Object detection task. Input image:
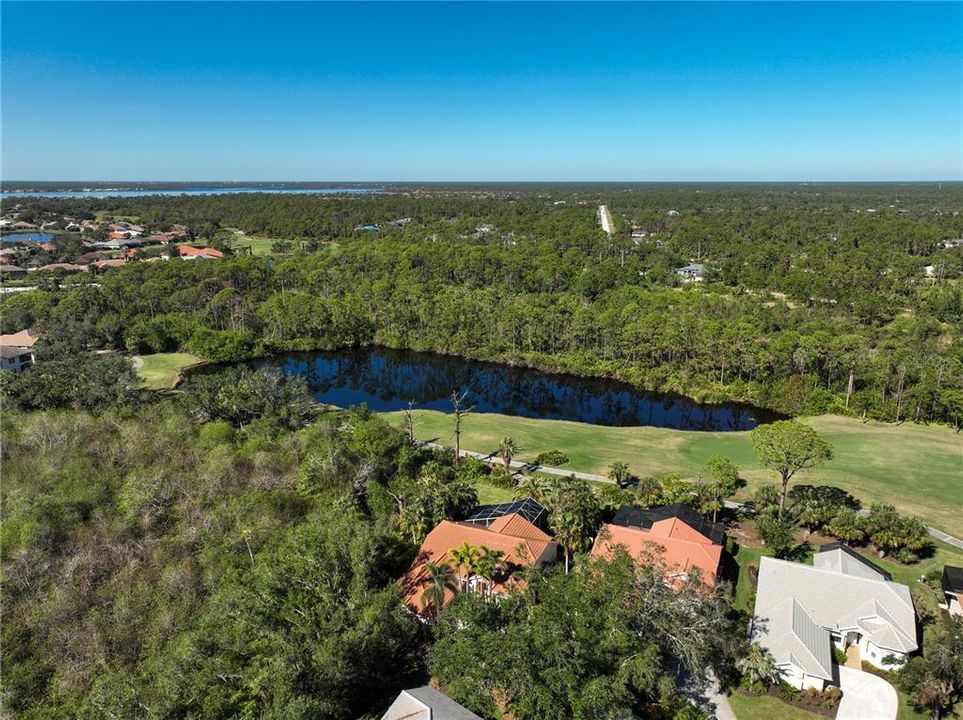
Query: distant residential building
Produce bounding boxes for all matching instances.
[676,263,705,282]
[74,251,108,266]
[176,245,224,260]
[924,265,936,277]
[0,345,34,373]
[382,686,482,720]
[389,217,413,227]
[0,329,38,374]
[666,210,679,216]
[37,263,85,273]
[940,238,963,249]
[0,264,28,279]
[11,221,36,230]
[943,565,963,617]
[92,258,128,270]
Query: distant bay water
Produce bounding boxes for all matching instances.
[0,186,382,199]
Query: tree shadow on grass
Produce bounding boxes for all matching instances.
[782,541,813,563]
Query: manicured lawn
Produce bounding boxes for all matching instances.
[732,545,769,614]
[474,478,516,505]
[727,692,821,719]
[136,353,204,389]
[384,410,963,537]
[231,235,280,256]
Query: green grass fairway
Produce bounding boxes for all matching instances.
[385,410,963,537]
[232,236,279,256]
[136,353,204,389]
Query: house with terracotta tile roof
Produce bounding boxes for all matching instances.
[92,258,128,270]
[400,513,558,615]
[37,262,85,273]
[176,245,224,260]
[591,515,723,587]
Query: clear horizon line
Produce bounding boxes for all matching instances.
[3,179,961,184]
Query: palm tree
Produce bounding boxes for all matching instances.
[607,461,630,486]
[552,511,582,574]
[514,475,549,504]
[498,436,519,475]
[420,560,457,619]
[449,541,479,591]
[474,546,506,600]
[737,642,781,689]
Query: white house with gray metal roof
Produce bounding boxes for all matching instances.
[381,686,482,720]
[751,548,917,690]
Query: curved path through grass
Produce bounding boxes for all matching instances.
[385,411,963,538]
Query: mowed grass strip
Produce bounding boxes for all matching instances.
[384,411,963,537]
[726,691,822,720]
[136,353,204,389]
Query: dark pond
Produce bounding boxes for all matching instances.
[254,347,778,431]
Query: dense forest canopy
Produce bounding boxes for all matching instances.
[2,184,962,424]
[3,184,963,719]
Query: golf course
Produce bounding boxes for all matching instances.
[385,410,963,538]
[135,352,203,389]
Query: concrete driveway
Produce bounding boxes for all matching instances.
[837,666,898,720]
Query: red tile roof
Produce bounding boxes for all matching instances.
[400,513,557,614]
[591,517,722,586]
[176,245,223,258]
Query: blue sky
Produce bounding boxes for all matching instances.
[2,1,960,181]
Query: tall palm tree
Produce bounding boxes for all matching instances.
[551,511,585,574]
[420,560,457,619]
[475,546,506,600]
[449,541,479,591]
[498,436,519,475]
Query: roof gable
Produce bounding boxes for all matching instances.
[815,542,891,581]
